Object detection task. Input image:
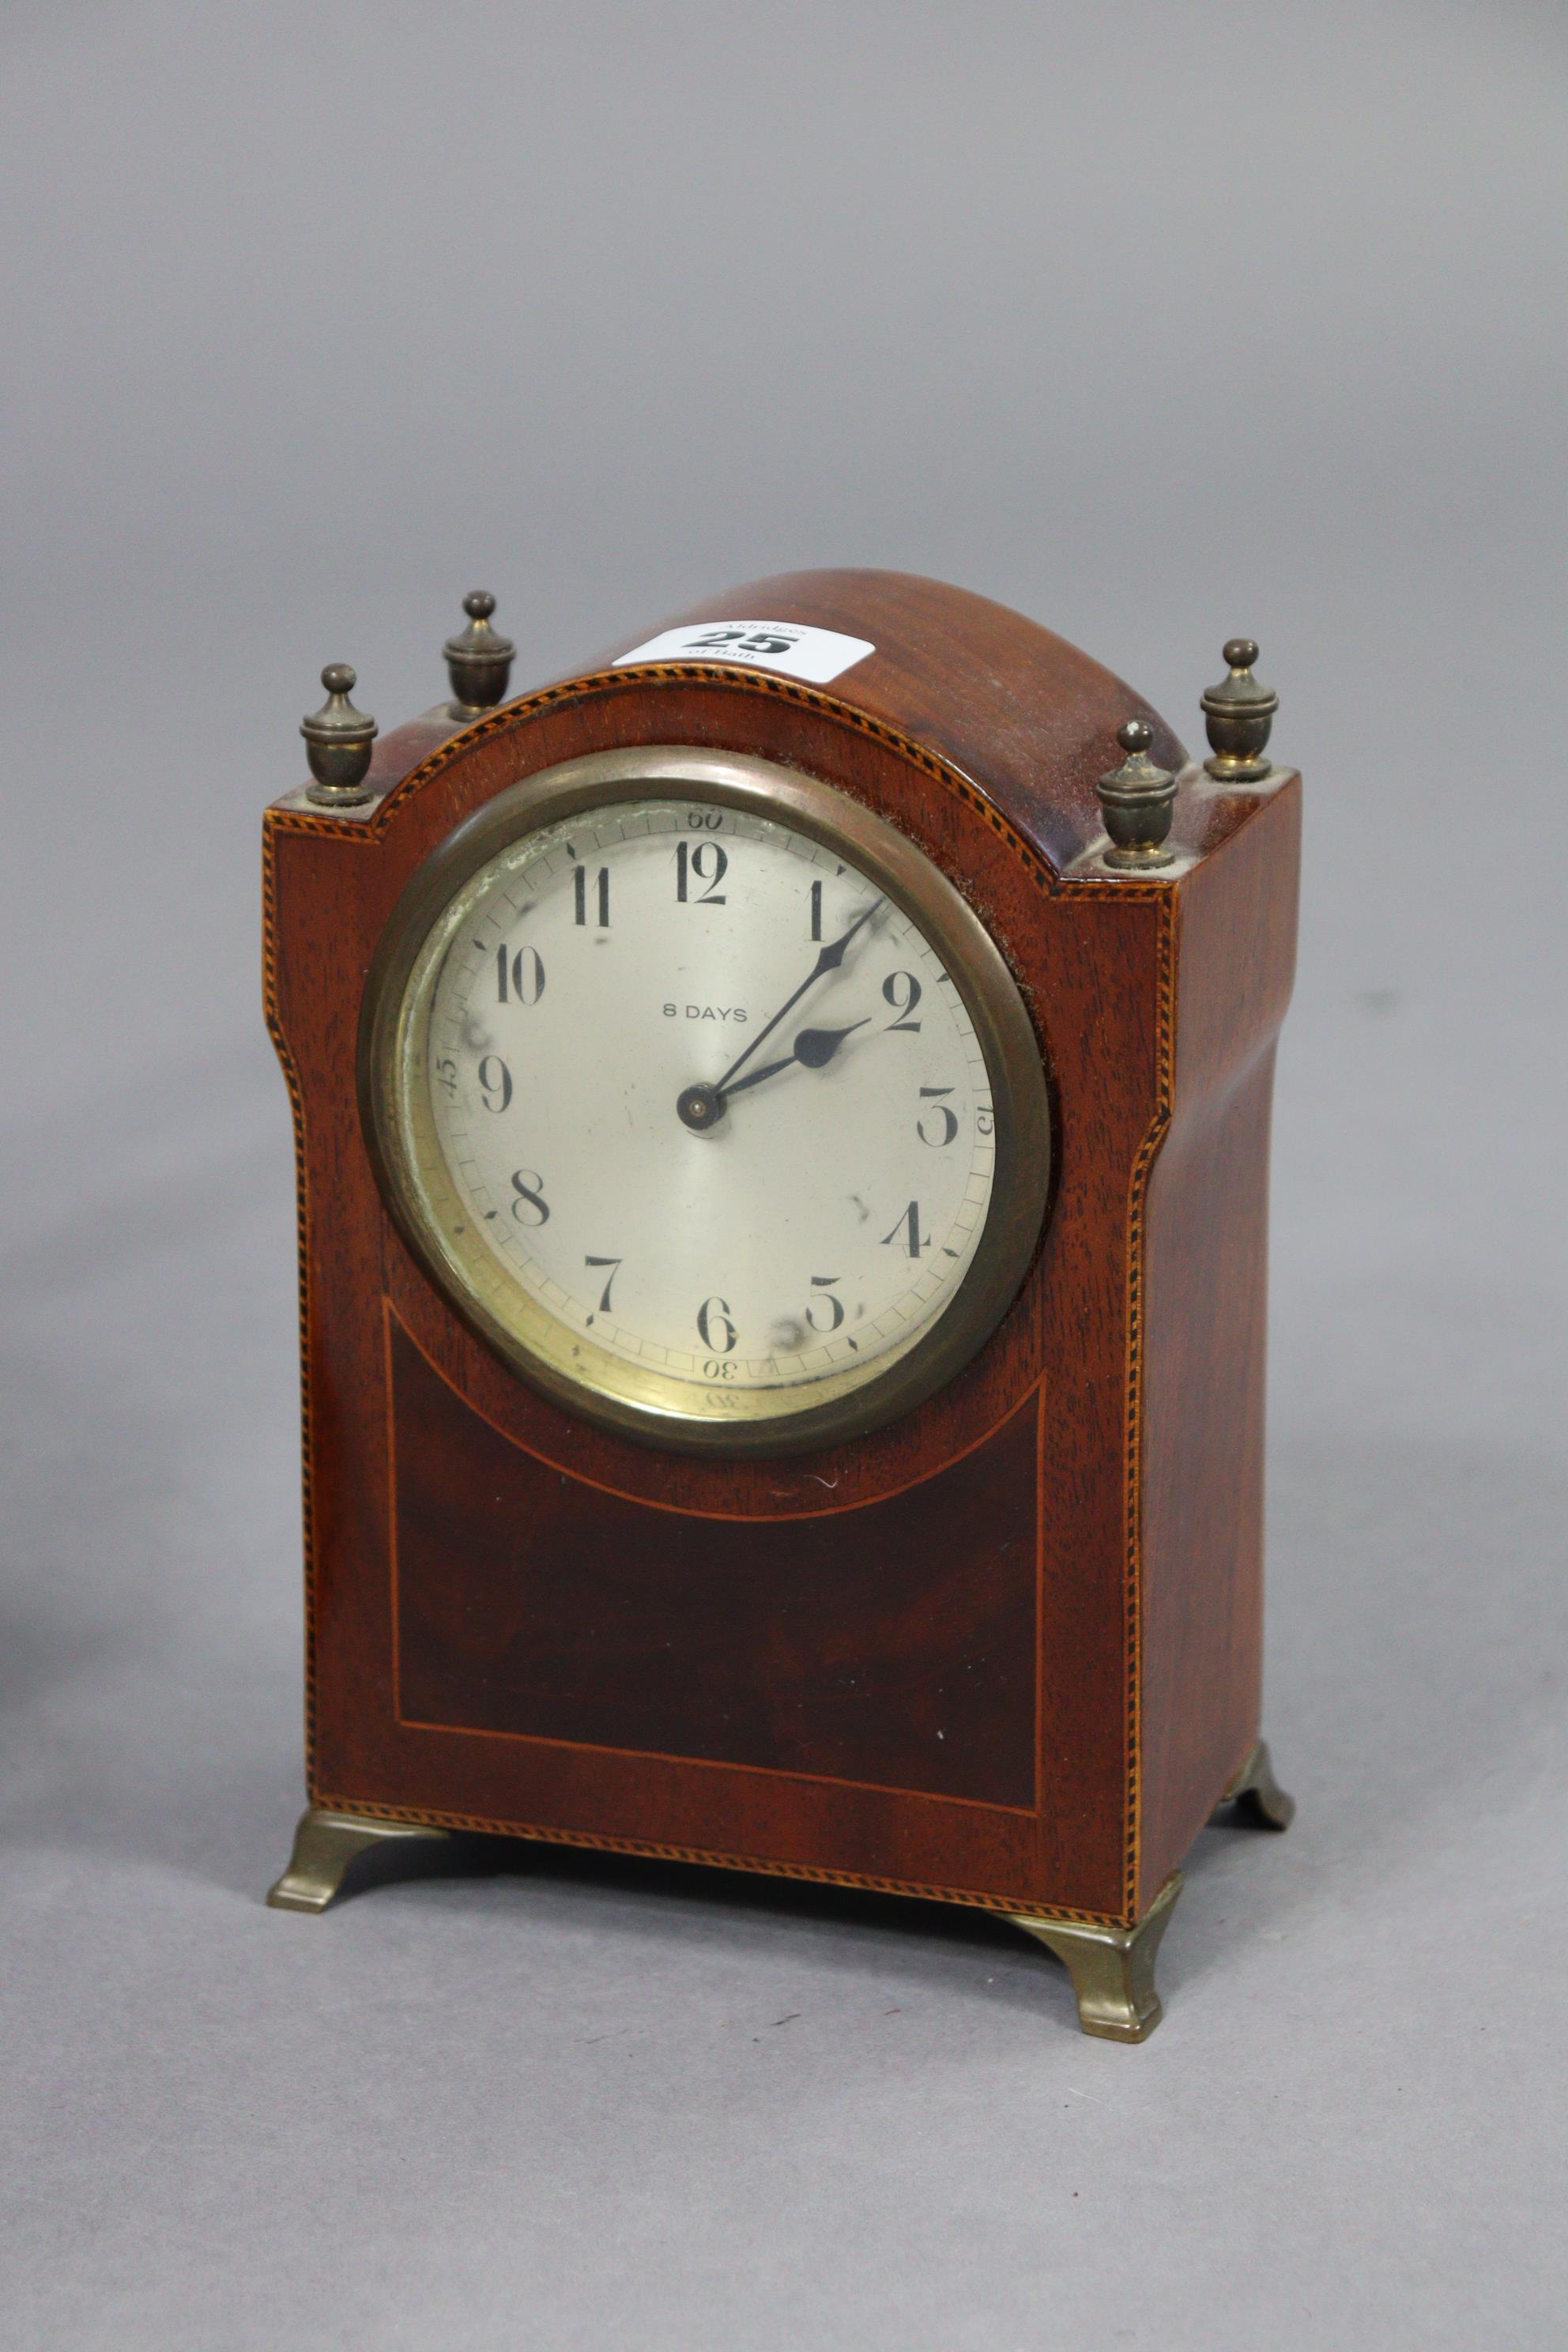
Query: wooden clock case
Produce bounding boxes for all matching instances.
[263,571,1298,2041]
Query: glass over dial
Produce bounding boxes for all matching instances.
[375,760,1044,1446]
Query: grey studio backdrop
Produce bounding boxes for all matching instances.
[2,4,1563,2347]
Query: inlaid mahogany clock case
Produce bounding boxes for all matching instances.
[263,570,1298,2008]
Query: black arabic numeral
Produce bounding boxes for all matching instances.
[917,1086,958,1147]
[880,1200,928,1258]
[509,1169,549,1226]
[809,879,824,941]
[882,971,922,1031]
[477,1055,513,1114]
[435,1056,458,1098]
[807,1276,845,1333]
[677,839,728,904]
[574,864,611,928]
[976,1103,995,1136]
[496,944,545,1004]
[583,1256,621,1324]
[696,1295,737,1353]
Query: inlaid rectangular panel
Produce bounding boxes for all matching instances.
[390,1315,1038,1807]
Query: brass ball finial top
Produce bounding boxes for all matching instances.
[444,589,516,715]
[1098,714,1176,870]
[1202,635,1278,782]
[300,661,378,805]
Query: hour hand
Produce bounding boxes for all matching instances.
[792,1019,870,1070]
[715,1053,795,1102]
[722,1018,869,1099]
[678,1019,869,1128]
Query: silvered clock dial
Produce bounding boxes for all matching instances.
[361,746,1050,1452]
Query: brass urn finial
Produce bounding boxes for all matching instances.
[301,664,377,805]
[1200,638,1277,782]
[1098,718,1176,869]
[443,590,515,715]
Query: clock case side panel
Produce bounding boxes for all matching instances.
[1134,778,1302,1915]
[264,813,414,1803]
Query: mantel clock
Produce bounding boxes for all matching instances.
[263,571,1298,2041]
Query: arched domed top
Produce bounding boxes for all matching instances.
[579,567,1187,873]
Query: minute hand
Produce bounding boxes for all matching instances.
[713,898,885,1095]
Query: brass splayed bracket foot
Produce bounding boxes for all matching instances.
[1008,1871,1182,2043]
[1217,1738,1295,1831]
[266,1806,453,1913]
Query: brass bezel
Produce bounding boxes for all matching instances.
[358,745,1050,1457]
